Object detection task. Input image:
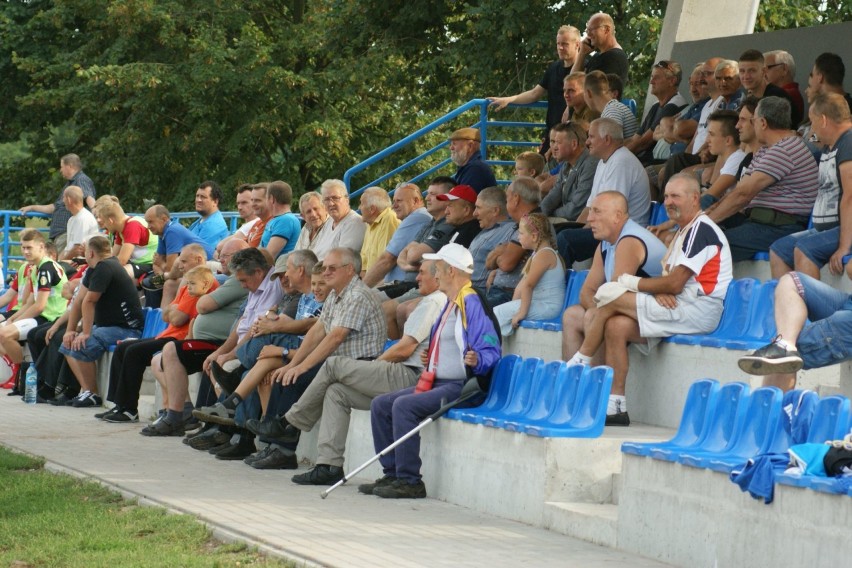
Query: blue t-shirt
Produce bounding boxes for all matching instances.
[156,220,210,258]
[261,213,301,257]
[384,208,433,283]
[188,211,229,257]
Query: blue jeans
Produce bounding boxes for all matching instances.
[791,272,852,369]
[771,227,843,268]
[370,380,463,484]
[236,333,301,369]
[59,326,142,363]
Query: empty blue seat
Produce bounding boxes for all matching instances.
[107,307,163,352]
[648,201,670,226]
[482,358,548,428]
[760,389,819,456]
[738,279,778,349]
[673,382,751,465]
[522,363,584,436]
[622,98,638,117]
[622,379,720,457]
[752,252,770,261]
[501,360,563,431]
[524,365,613,438]
[666,278,757,347]
[447,355,521,423]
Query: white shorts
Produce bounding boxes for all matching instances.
[1,318,42,341]
[635,288,723,339]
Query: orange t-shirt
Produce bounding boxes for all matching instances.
[157,280,219,340]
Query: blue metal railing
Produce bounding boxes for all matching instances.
[343,99,547,197]
[0,210,241,283]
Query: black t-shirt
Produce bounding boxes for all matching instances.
[83,256,144,330]
[539,60,571,129]
[449,218,482,248]
[585,48,629,87]
[761,83,799,127]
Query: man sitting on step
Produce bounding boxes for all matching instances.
[567,174,732,426]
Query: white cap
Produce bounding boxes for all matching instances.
[423,243,474,274]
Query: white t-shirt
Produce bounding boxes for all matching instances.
[65,208,100,252]
[588,146,651,225]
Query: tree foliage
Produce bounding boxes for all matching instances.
[0,0,849,211]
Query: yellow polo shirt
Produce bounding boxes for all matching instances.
[361,206,400,271]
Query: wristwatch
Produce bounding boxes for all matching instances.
[281,347,290,360]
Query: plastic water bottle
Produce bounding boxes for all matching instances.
[24,366,38,405]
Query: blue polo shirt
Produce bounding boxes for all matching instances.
[188,210,229,258]
[156,220,210,258]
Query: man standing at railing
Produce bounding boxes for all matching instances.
[20,153,96,252]
[487,25,582,156]
[448,128,497,193]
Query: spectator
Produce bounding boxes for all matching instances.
[365,243,500,499]
[362,183,431,287]
[0,229,68,368]
[769,93,852,279]
[493,213,565,335]
[568,175,732,426]
[764,50,805,126]
[188,181,229,258]
[359,187,399,276]
[99,244,212,423]
[557,118,651,269]
[312,180,366,261]
[97,200,158,280]
[448,128,497,192]
[514,152,547,179]
[294,191,330,253]
[253,259,446,483]
[59,186,100,262]
[708,97,819,261]
[738,271,852,392]
[572,12,629,87]
[148,238,250,441]
[562,191,667,361]
[583,70,638,138]
[625,60,688,165]
[488,25,582,154]
[485,177,542,307]
[59,235,145,408]
[562,72,599,129]
[469,187,515,293]
[244,183,270,248]
[801,52,852,140]
[233,183,259,239]
[19,153,96,251]
[261,180,301,259]
[739,49,799,126]
[540,122,599,223]
[695,110,746,210]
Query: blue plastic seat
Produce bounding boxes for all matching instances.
[648,201,670,226]
[383,339,399,351]
[673,382,751,465]
[482,358,549,428]
[759,389,819,456]
[524,364,613,438]
[622,379,720,457]
[107,307,162,352]
[738,280,778,349]
[447,355,522,423]
[666,278,757,347]
[520,269,588,332]
[522,363,584,436]
[622,98,638,117]
[501,360,563,431]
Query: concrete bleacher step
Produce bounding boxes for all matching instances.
[542,501,618,548]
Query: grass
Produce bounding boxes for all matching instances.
[0,446,296,568]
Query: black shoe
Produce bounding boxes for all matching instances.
[292,464,344,486]
[49,393,74,406]
[358,475,398,495]
[139,419,185,437]
[605,412,631,427]
[245,416,300,443]
[210,361,245,394]
[192,402,236,426]
[141,273,165,291]
[249,447,298,470]
[208,439,235,455]
[95,407,119,420]
[215,438,256,461]
[244,445,274,466]
[7,388,23,397]
[183,416,202,432]
[71,390,103,408]
[183,424,217,445]
[373,479,427,499]
[738,340,804,375]
[103,409,139,423]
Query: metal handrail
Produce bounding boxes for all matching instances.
[343,99,547,197]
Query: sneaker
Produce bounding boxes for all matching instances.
[141,273,166,291]
[49,393,74,406]
[215,438,256,461]
[139,419,185,437]
[210,361,245,394]
[291,464,344,486]
[192,402,236,426]
[566,353,590,367]
[95,407,119,420]
[738,340,804,375]
[372,479,427,499]
[249,447,298,470]
[358,475,397,495]
[103,409,139,423]
[245,416,300,443]
[71,390,103,408]
[244,444,275,466]
[605,412,631,427]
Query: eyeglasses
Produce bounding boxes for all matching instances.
[322,263,350,273]
[654,60,673,71]
[323,195,346,204]
[766,63,785,70]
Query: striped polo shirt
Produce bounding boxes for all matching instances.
[747,135,819,216]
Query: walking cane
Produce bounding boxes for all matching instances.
[320,378,483,499]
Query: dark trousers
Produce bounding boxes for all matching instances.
[107,338,171,410]
[662,152,702,182]
[557,228,599,267]
[27,321,79,399]
[258,361,323,450]
[370,380,464,484]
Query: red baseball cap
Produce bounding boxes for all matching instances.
[436,185,477,204]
